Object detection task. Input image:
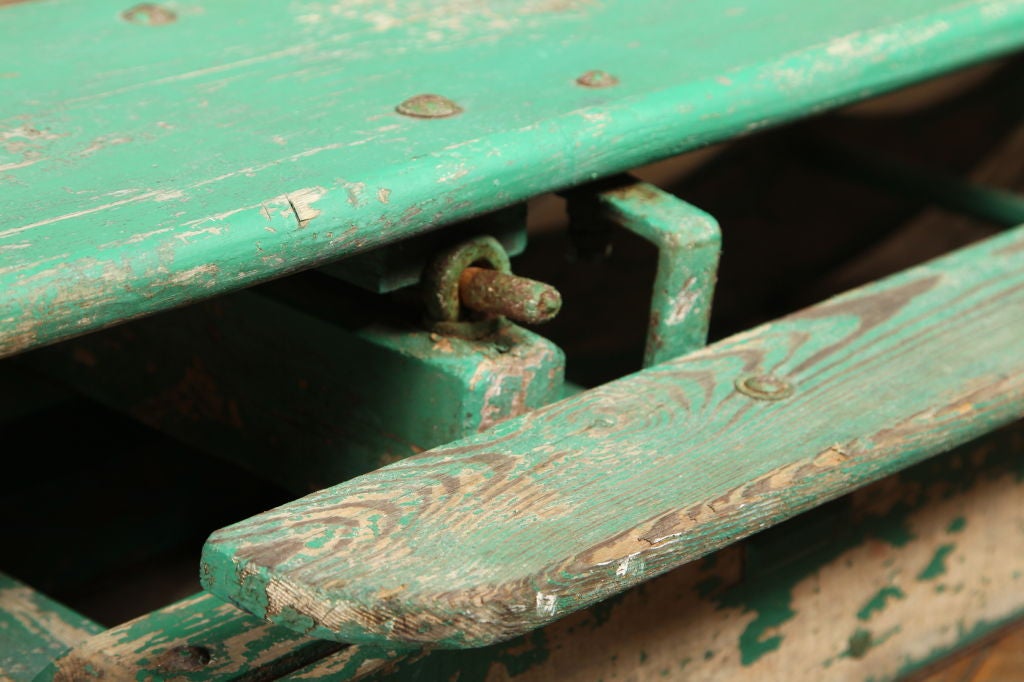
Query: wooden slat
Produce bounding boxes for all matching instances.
[0,573,102,681]
[361,422,1024,681]
[201,224,1024,648]
[2,0,1023,357]
[41,592,403,681]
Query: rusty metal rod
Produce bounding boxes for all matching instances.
[458,267,562,325]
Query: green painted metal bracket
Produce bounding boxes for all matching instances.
[200,224,1024,648]
[806,140,1024,227]
[0,573,103,681]
[566,177,721,366]
[33,279,564,493]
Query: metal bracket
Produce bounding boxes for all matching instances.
[565,175,722,367]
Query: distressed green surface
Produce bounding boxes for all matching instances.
[2,0,1023,357]
[202,225,1024,648]
[38,591,402,681]
[33,279,564,493]
[372,421,1024,681]
[0,573,102,681]
[578,177,721,366]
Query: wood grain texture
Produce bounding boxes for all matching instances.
[39,591,403,681]
[2,0,1023,357]
[201,225,1024,648]
[377,422,1024,681]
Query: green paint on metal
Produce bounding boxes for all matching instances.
[36,283,564,493]
[565,176,721,366]
[856,586,906,621]
[947,516,967,533]
[3,0,1024,358]
[917,544,956,580]
[806,139,1024,228]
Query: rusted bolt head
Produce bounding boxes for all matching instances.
[157,645,212,672]
[396,94,463,119]
[121,3,177,24]
[576,70,619,88]
[734,374,794,401]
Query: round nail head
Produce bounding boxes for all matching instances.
[396,94,463,119]
[122,3,177,24]
[576,70,619,88]
[735,374,794,401]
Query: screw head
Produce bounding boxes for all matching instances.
[576,70,619,88]
[121,3,177,24]
[734,374,794,401]
[395,94,462,119]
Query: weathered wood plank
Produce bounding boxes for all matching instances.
[377,421,1024,681]
[39,591,403,681]
[201,224,1024,648]
[2,0,1023,357]
[0,573,102,681]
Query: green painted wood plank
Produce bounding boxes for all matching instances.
[0,573,102,681]
[2,0,1023,357]
[201,225,1024,649]
[38,591,402,681]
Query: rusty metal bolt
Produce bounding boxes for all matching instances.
[458,267,561,325]
[395,94,462,119]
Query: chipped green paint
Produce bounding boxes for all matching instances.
[917,544,957,581]
[3,0,1024,357]
[947,516,967,533]
[847,628,873,659]
[366,422,1024,681]
[565,176,721,366]
[39,591,403,681]
[856,587,906,621]
[734,592,794,665]
[0,573,102,681]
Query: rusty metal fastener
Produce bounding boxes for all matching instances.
[121,3,177,24]
[395,94,462,119]
[459,267,561,325]
[576,70,619,88]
